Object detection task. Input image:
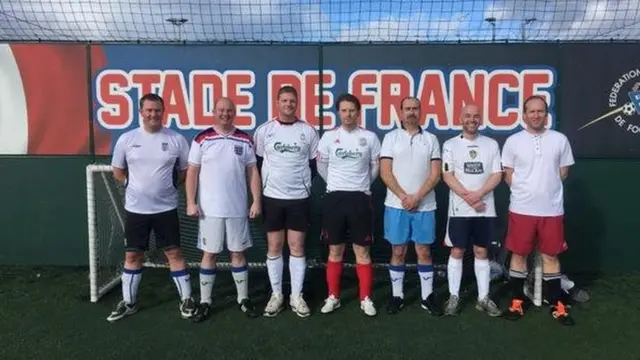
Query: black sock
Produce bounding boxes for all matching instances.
[543,273,563,305]
[508,269,527,300]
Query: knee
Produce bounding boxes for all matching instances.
[230,251,246,261]
[328,245,345,260]
[473,246,488,260]
[450,247,465,259]
[201,252,216,263]
[353,245,371,262]
[267,231,285,255]
[391,245,407,261]
[125,251,143,265]
[541,253,559,265]
[164,248,183,262]
[288,238,305,257]
[415,245,432,262]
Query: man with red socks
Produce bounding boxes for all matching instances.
[316,93,382,317]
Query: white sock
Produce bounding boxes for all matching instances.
[232,265,249,304]
[121,267,142,304]
[289,255,306,297]
[266,255,283,295]
[389,264,405,298]
[561,274,574,292]
[171,269,192,301]
[447,256,463,297]
[199,267,216,304]
[418,264,434,300]
[474,258,490,300]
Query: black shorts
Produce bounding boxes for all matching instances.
[446,217,496,249]
[262,196,310,233]
[124,209,181,252]
[321,191,373,246]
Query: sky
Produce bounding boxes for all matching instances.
[0,0,640,42]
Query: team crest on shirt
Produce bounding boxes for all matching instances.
[468,149,477,159]
[300,133,306,141]
[234,145,244,156]
[161,142,168,151]
[358,137,367,146]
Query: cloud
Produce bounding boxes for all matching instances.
[0,0,333,42]
[484,0,640,40]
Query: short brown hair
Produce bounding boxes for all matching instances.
[277,86,298,100]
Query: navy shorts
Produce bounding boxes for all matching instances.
[444,217,496,249]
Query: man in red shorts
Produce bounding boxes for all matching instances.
[501,95,575,326]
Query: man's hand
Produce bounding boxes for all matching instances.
[472,201,486,213]
[402,194,420,212]
[186,203,200,217]
[249,201,262,219]
[463,190,484,207]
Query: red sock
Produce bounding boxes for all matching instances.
[326,261,343,298]
[356,263,373,300]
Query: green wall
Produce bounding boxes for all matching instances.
[0,156,637,274]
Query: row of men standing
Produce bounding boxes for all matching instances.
[105,87,577,327]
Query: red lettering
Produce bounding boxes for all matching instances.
[379,72,412,128]
[417,72,448,128]
[226,72,253,127]
[160,73,190,128]
[451,72,486,127]
[131,73,161,96]
[191,72,223,128]
[97,72,130,128]
[303,72,335,128]
[349,71,377,127]
[487,73,519,127]
[270,73,302,120]
[522,72,552,106]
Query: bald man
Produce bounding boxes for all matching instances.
[186,97,262,322]
[441,104,503,317]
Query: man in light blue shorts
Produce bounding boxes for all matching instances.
[379,96,443,316]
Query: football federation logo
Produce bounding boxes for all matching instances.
[579,69,640,133]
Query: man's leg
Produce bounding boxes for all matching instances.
[472,218,502,317]
[106,211,148,323]
[320,192,346,314]
[352,192,376,317]
[191,216,225,323]
[443,217,468,316]
[285,198,311,317]
[539,216,574,326]
[228,217,259,318]
[262,197,287,317]
[155,210,195,319]
[503,212,537,321]
[413,210,441,316]
[383,206,410,314]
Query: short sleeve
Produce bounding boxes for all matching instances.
[253,125,266,157]
[317,132,331,162]
[177,135,190,170]
[111,133,127,169]
[491,141,503,173]
[370,133,382,160]
[380,132,394,159]
[188,141,202,166]
[441,140,454,173]
[430,134,441,160]
[501,137,516,168]
[560,136,575,167]
[309,128,320,160]
[244,141,257,166]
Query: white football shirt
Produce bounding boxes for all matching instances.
[111,127,190,214]
[317,126,381,194]
[253,119,319,200]
[501,129,575,217]
[380,128,441,212]
[189,127,257,218]
[442,134,502,217]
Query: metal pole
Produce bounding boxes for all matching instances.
[484,17,496,43]
[166,18,188,42]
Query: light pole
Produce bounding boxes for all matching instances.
[166,18,188,42]
[484,17,496,43]
[521,17,537,41]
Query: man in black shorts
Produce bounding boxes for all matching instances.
[106,93,196,322]
[253,86,320,317]
[316,93,382,317]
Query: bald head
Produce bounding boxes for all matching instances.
[214,97,236,126]
[215,97,235,110]
[460,103,481,136]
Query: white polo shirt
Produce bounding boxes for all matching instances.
[380,128,441,212]
[317,126,381,195]
[111,127,189,214]
[189,127,257,218]
[253,119,319,200]
[442,134,502,217]
[501,129,575,217]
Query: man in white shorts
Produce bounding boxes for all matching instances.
[379,96,443,316]
[441,103,503,317]
[253,86,319,318]
[317,93,381,317]
[106,93,196,322]
[185,97,262,322]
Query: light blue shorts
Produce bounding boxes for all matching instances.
[383,206,436,245]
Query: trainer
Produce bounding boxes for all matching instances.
[253,86,319,318]
[501,95,575,326]
[186,97,262,322]
[316,93,381,317]
[441,104,502,317]
[107,93,195,322]
[379,96,443,316]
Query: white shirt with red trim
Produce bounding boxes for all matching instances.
[189,127,256,218]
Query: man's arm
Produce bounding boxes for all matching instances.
[185,164,200,206]
[111,135,128,186]
[559,135,575,181]
[113,167,128,186]
[503,167,514,187]
[247,163,262,203]
[501,137,515,187]
[380,158,407,199]
[416,159,441,200]
[476,141,503,196]
[176,135,190,185]
[316,132,330,182]
[441,141,467,198]
[369,134,381,183]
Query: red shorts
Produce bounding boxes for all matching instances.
[505,211,568,256]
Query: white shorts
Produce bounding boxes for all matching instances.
[197,217,252,254]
